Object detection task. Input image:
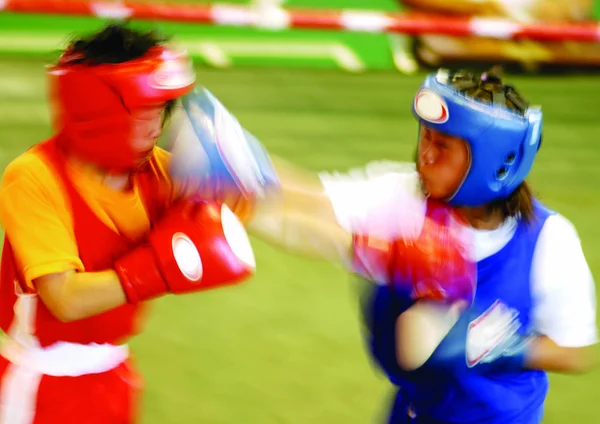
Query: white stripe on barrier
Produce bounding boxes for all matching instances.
[255,7,290,30]
[210,5,256,26]
[5,0,600,42]
[90,2,133,19]
[340,11,393,33]
[469,18,521,40]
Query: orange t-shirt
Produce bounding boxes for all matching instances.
[0,146,253,288]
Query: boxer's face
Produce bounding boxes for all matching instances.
[130,103,165,165]
[416,125,470,201]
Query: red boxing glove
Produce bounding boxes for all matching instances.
[352,200,476,305]
[395,200,476,305]
[114,198,256,303]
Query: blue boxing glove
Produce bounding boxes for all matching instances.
[424,300,534,374]
[168,87,280,198]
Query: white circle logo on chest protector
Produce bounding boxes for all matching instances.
[414,89,449,124]
[172,233,203,281]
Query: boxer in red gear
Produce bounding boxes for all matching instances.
[0,23,255,424]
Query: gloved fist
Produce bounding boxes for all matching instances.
[425,300,533,374]
[394,200,476,306]
[353,200,476,306]
[114,198,256,303]
[167,87,280,200]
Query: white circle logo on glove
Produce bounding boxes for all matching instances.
[172,233,203,281]
[220,204,256,270]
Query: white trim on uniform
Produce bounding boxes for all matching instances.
[0,286,129,423]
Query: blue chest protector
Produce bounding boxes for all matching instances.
[361,201,554,424]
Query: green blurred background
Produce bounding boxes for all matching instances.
[1,1,599,423]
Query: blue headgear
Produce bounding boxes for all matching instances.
[412,69,543,207]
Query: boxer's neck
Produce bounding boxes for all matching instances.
[66,155,133,192]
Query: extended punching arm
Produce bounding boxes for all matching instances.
[166,87,478,306]
[168,87,354,263]
[247,197,353,263]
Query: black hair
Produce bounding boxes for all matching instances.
[447,66,530,116]
[60,22,177,122]
[63,22,169,65]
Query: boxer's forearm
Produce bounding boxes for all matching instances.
[270,156,339,222]
[247,191,351,264]
[271,156,325,194]
[524,336,596,374]
[246,155,351,262]
[395,300,464,371]
[34,269,128,323]
[394,311,597,374]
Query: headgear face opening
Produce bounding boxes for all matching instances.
[412,69,542,208]
[47,45,196,172]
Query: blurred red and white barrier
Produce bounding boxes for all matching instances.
[2,0,600,43]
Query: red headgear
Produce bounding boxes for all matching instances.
[47,45,196,172]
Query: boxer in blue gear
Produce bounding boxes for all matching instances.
[359,69,595,423]
[168,68,597,424]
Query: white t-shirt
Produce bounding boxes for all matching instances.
[319,162,598,348]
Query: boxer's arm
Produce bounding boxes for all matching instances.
[527,214,598,373]
[407,214,597,375]
[1,159,254,323]
[169,148,353,263]
[247,186,352,264]
[36,199,255,322]
[248,159,425,267]
[168,88,374,250]
[524,336,595,374]
[34,270,127,323]
[0,155,86,288]
[246,155,350,262]
[396,300,465,371]
[0,159,123,322]
[168,89,420,259]
[416,319,595,375]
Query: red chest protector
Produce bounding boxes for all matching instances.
[0,137,171,347]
